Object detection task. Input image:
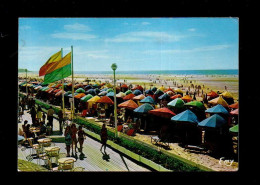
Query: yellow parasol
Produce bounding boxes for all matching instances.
[221,91,233,98]
[208,95,229,107]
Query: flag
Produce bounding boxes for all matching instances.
[42,52,71,85]
[39,50,62,76]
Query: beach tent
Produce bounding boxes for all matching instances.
[229,124,238,133]
[205,104,229,115]
[133,94,145,100]
[125,90,132,95]
[167,98,185,109]
[207,91,219,98]
[181,95,193,102]
[208,96,229,107]
[185,101,206,110]
[166,91,174,96]
[171,109,199,124]
[140,96,156,104]
[81,94,93,102]
[74,93,86,99]
[106,91,115,97]
[134,103,154,114]
[75,88,85,93]
[230,108,239,115]
[145,89,154,95]
[123,93,135,100]
[98,91,107,96]
[149,107,176,118]
[133,89,142,96]
[118,99,138,110]
[116,92,126,98]
[174,88,183,94]
[229,102,239,109]
[158,93,170,100]
[170,94,182,99]
[96,96,114,104]
[221,91,233,98]
[151,87,157,92]
[198,114,227,128]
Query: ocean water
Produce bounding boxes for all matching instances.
[74,69,238,76]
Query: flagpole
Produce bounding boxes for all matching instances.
[25,68,28,95]
[61,48,65,120]
[71,45,75,120]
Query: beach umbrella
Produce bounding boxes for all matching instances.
[74,93,86,99]
[229,102,239,109]
[106,83,113,88]
[18,135,25,142]
[151,87,157,92]
[174,88,183,94]
[145,89,154,95]
[158,93,170,100]
[149,107,176,118]
[134,103,154,113]
[53,89,61,93]
[94,88,100,95]
[167,98,185,109]
[93,84,100,88]
[133,94,145,100]
[96,96,114,104]
[107,88,114,93]
[154,89,164,96]
[81,94,93,102]
[221,91,233,98]
[35,86,42,90]
[207,91,218,98]
[166,91,174,96]
[64,91,72,96]
[181,95,193,102]
[121,84,128,88]
[140,96,156,104]
[205,104,229,115]
[230,108,239,115]
[185,101,206,110]
[198,114,227,128]
[125,90,132,95]
[208,96,229,107]
[87,95,100,103]
[170,94,182,99]
[84,85,92,90]
[158,86,165,91]
[75,88,85,93]
[171,109,199,124]
[133,89,142,96]
[98,91,107,96]
[86,89,96,96]
[132,85,143,92]
[118,99,139,110]
[67,83,72,87]
[68,93,79,97]
[55,90,63,97]
[106,91,115,97]
[55,84,62,88]
[46,88,54,93]
[123,93,135,100]
[48,83,56,88]
[229,124,238,133]
[116,92,126,98]
[101,87,108,92]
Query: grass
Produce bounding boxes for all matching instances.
[18,159,48,172]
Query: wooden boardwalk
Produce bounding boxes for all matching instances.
[18,112,150,172]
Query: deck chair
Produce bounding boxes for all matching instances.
[28,138,40,156]
[58,158,75,171]
[117,125,123,132]
[126,129,135,136]
[72,167,85,172]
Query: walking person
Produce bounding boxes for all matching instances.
[70,123,78,156]
[36,106,43,123]
[77,126,87,156]
[58,109,63,134]
[47,106,54,133]
[29,106,37,126]
[100,123,108,153]
[42,112,46,124]
[64,125,72,157]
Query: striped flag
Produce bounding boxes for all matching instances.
[42,52,71,85]
[39,50,62,76]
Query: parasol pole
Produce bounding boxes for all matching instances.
[71,45,75,120]
[25,68,28,95]
[61,48,65,120]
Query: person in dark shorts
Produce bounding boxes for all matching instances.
[77,126,87,155]
[100,123,108,153]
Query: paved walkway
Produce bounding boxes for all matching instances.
[18,111,150,172]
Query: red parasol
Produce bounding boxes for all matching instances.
[207,91,219,98]
[164,87,174,93]
[121,84,128,88]
[148,107,176,118]
[123,93,135,100]
[118,100,138,110]
[53,89,61,93]
[229,102,239,109]
[230,108,239,115]
[74,93,86,99]
[96,96,114,104]
[170,94,182,99]
[181,95,193,102]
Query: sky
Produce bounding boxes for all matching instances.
[18,18,238,72]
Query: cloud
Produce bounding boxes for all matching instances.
[51,32,97,40]
[188,28,196,32]
[105,31,184,43]
[141,22,150,25]
[64,23,91,32]
[20,25,31,30]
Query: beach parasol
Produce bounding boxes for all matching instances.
[86,89,96,96]
[140,96,156,104]
[87,95,100,103]
[75,88,85,93]
[123,93,135,100]
[208,96,229,107]
[64,91,72,96]
[170,94,182,99]
[74,93,86,99]
[158,86,165,91]
[166,91,174,96]
[121,84,128,88]
[207,91,218,98]
[181,95,193,102]
[55,84,62,88]
[221,91,233,98]
[151,87,157,92]
[118,99,138,110]
[98,91,107,96]
[171,109,199,124]
[101,87,108,92]
[93,84,100,88]
[198,114,227,128]
[107,88,114,93]
[106,83,113,88]
[106,91,115,97]
[67,83,72,87]
[158,93,170,100]
[154,89,164,96]
[134,103,154,114]
[229,102,239,109]
[125,90,132,95]
[46,88,54,93]
[35,86,42,90]
[167,98,185,109]
[165,87,174,92]
[132,85,143,92]
[116,92,126,98]
[55,90,63,97]
[185,101,206,110]
[229,124,238,133]
[84,85,92,90]
[133,89,142,96]
[133,94,145,100]
[53,89,61,93]
[94,88,100,95]
[68,93,79,97]
[96,96,114,104]
[81,94,93,102]
[149,107,176,118]
[205,104,229,115]
[174,88,183,94]
[230,108,239,115]
[145,89,154,95]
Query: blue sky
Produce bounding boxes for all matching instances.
[18,18,238,72]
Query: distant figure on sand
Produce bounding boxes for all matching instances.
[47,106,54,132]
[100,123,108,153]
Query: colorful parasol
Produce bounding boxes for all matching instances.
[118,99,139,110]
[149,107,176,118]
[96,96,114,104]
